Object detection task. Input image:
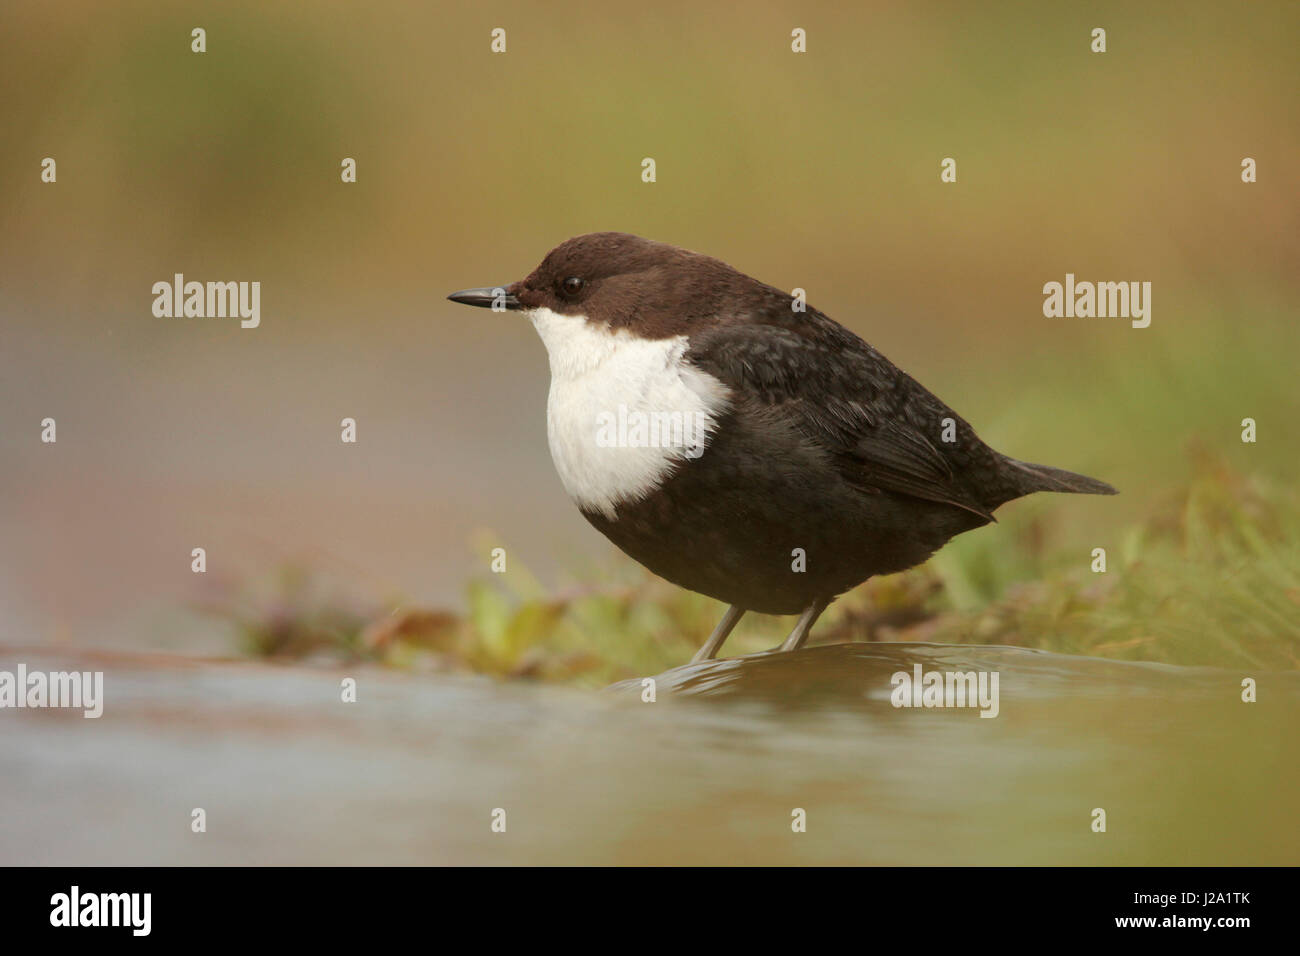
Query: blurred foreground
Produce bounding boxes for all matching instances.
[1,642,1294,865]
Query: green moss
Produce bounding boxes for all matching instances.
[217,451,1298,681]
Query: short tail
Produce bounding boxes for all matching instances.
[1002,457,1118,496]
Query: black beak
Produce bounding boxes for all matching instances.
[447,286,521,311]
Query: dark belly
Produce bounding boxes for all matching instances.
[579,409,987,614]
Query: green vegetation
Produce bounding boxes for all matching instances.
[930,449,1299,670]
[213,450,1298,685]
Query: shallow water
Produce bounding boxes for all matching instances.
[1,643,1296,865]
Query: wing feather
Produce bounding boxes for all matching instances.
[687,321,997,520]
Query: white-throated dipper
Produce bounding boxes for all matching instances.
[449,233,1116,662]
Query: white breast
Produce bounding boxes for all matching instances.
[527,307,729,520]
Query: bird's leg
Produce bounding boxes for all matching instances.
[778,597,830,653]
[691,604,746,663]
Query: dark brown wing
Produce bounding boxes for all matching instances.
[686,319,1006,520]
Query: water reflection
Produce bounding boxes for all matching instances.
[1,644,1296,865]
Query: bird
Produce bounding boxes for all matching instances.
[449,232,1116,663]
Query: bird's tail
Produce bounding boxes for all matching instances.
[1002,457,1118,497]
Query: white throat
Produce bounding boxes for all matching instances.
[527,307,729,520]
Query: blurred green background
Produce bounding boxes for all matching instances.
[2,0,1297,669]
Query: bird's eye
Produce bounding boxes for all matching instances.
[561,276,585,296]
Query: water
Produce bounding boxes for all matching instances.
[1,643,1296,865]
